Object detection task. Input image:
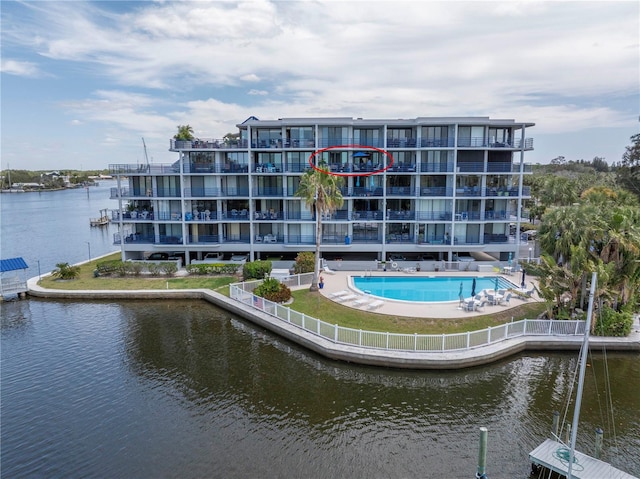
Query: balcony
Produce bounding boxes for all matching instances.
[416,211,452,221]
[419,187,451,197]
[457,137,534,150]
[420,138,454,148]
[386,233,416,243]
[253,210,282,221]
[388,163,416,173]
[188,234,221,244]
[169,139,248,150]
[420,162,454,173]
[387,186,415,196]
[252,187,282,196]
[386,210,416,221]
[317,138,385,148]
[185,187,221,197]
[386,138,417,148]
[109,163,179,175]
[352,210,383,220]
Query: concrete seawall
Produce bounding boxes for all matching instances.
[27,277,640,370]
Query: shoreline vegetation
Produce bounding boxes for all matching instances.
[37,253,546,335]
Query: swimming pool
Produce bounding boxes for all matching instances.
[351,276,516,302]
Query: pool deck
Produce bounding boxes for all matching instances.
[319,270,539,318]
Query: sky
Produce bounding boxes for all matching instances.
[1,0,638,171]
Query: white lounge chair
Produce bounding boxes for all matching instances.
[323,265,337,275]
[352,297,370,307]
[337,294,358,302]
[367,300,384,310]
[329,290,349,298]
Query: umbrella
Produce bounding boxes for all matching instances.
[521,269,526,289]
[471,278,477,297]
[508,252,513,266]
[356,175,360,187]
[458,281,463,298]
[353,151,370,158]
[494,276,500,292]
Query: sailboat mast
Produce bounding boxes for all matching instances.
[567,271,597,479]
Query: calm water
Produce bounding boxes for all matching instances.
[352,276,516,302]
[2,186,640,478]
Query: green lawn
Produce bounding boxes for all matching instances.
[39,254,236,292]
[289,289,546,334]
[39,255,546,335]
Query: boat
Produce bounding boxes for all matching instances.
[89,208,110,227]
[529,272,638,479]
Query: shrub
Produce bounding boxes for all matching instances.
[243,260,272,280]
[116,262,130,277]
[253,277,291,303]
[52,262,80,280]
[96,260,122,275]
[294,251,315,274]
[186,263,240,275]
[130,262,144,276]
[160,262,178,276]
[594,306,633,337]
[147,263,161,276]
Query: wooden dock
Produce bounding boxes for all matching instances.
[90,208,110,227]
[529,439,638,479]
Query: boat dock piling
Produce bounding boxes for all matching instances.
[595,428,603,460]
[476,427,488,479]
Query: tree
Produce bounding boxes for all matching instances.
[52,262,80,280]
[174,125,194,141]
[537,192,640,327]
[295,164,344,291]
[617,133,640,199]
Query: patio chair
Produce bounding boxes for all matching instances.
[499,292,512,306]
[474,300,487,312]
[254,235,263,243]
[464,299,476,312]
[323,265,337,275]
[524,284,536,297]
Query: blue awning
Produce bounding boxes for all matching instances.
[353,151,370,157]
[1,257,29,272]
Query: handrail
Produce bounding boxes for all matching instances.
[229,276,585,353]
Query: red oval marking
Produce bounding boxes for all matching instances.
[307,145,394,177]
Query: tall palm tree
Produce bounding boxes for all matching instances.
[295,164,344,291]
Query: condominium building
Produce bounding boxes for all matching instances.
[109,116,533,264]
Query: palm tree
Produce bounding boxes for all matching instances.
[295,164,344,291]
[174,125,194,141]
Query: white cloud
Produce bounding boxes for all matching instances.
[0,59,42,77]
[1,1,638,169]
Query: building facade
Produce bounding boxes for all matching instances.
[109,116,534,264]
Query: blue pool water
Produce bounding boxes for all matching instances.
[351,276,516,302]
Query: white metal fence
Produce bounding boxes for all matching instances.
[230,276,585,353]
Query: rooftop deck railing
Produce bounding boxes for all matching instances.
[230,276,584,353]
[168,136,534,152]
